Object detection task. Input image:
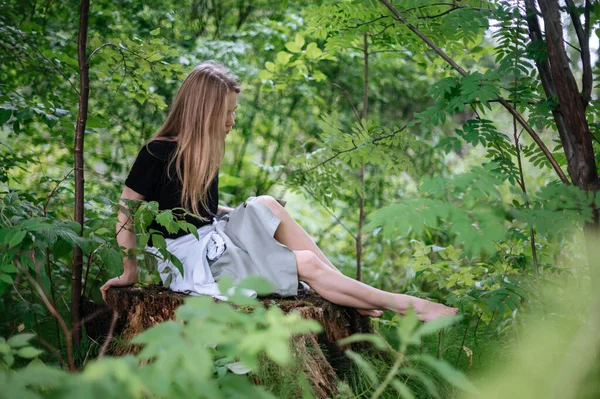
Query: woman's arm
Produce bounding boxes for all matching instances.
[217,205,235,215]
[100,186,145,302]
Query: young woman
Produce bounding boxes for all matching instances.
[100,61,458,322]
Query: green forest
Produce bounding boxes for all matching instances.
[1,0,599,397]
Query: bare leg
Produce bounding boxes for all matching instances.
[255,196,382,317]
[255,196,337,269]
[294,250,458,322]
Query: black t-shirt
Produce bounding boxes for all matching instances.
[125,140,219,241]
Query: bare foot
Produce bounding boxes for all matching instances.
[357,309,383,318]
[410,297,458,322]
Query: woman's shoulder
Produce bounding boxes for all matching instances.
[142,139,178,160]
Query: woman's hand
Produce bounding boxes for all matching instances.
[102,186,144,302]
[100,270,138,302]
[356,309,383,318]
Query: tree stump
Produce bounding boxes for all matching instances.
[84,285,375,398]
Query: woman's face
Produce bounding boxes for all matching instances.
[224,92,238,136]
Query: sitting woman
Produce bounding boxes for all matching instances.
[100,61,458,322]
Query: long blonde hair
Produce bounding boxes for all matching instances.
[150,61,240,217]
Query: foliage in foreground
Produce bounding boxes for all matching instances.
[2,0,600,397]
[0,274,480,399]
[0,276,321,398]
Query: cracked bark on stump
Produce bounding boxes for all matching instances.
[84,285,375,398]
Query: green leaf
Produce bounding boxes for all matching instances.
[294,33,305,48]
[10,365,67,387]
[0,343,10,354]
[285,42,302,53]
[6,229,27,248]
[258,70,274,80]
[151,234,167,249]
[345,349,378,385]
[150,28,161,36]
[237,275,274,295]
[86,115,109,128]
[185,223,199,239]
[337,333,388,350]
[276,51,293,65]
[0,109,11,125]
[169,253,184,276]
[3,353,14,367]
[409,354,478,393]
[16,107,33,122]
[98,248,123,275]
[265,338,292,365]
[265,62,276,72]
[305,43,323,59]
[390,379,415,399]
[156,210,180,234]
[227,291,259,306]
[7,333,35,348]
[413,315,462,341]
[397,307,420,345]
[17,347,43,359]
[132,320,183,346]
[217,274,234,295]
[398,368,440,399]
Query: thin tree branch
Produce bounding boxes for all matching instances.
[344,14,390,30]
[511,24,540,282]
[455,320,470,368]
[405,2,468,12]
[15,258,75,371]
[71,0,91,347]
[373,23,395,36]
[34,334,67,369]
[331,83,362,124]
[303,145,358,173]
[524,0,557,99]
[97,311,118,359]
[523,0,578,165]
[82,250,96,295]
[368,49,404,55]
[380,0,570,185]
[403,2,489,18]
[416,6,488,19]
[303,124,410,173]
[563,39,581,53]
[43,169,74,216]
[356,33,369,282]
[303,188,356,240]
[372,123,410,143]
[12,26,79,95]
[87,42,113,62]
[381,0,468,75]
[565,0,592,106]
[497,97,569,184]
[236,0,254,30]
[0,42,29,70]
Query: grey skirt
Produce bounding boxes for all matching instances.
[209,197,299,297]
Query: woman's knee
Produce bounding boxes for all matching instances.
[255,195,284,217]
[295,250,324,280]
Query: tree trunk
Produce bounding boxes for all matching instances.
[529,0,599,284]
[356,33,369,282]
[535,0,599,199]
[89,286,376,398]
[71,0,90,346]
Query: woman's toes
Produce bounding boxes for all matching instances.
[357,309,383,317]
